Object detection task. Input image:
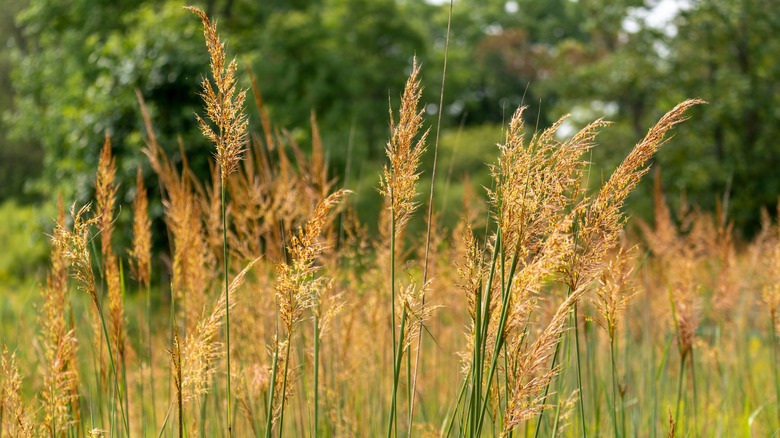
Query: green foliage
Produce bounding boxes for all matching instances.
[661,0,780,232]
[3,0,780,237]
[9,0,208,202]
[0,0,42,202]
[548,0,780,233]
[0,200,50,284]
[251,0,429,162]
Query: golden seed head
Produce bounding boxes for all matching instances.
[276,190,349,332]
[379,57,429,233]
[55,204,100,310]
[130,167,152,287]
[186,6,249,178]
[95,132,117,260]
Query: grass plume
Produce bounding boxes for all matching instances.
[185,7,249,434]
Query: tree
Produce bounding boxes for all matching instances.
[9,0,210,202]
[661,0,780,232]
[0,0,40,202]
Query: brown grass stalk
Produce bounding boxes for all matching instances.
[129,167,152,288]
[40,198,80,435]
[1,347,34,437]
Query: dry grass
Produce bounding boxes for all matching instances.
[5,8,780,438]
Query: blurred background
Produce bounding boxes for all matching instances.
[0,0,778,285]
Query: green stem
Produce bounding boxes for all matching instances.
[95,292,130,436]
[573,302,588,438]
[470,260,483,437]
[147,281,157,430]
[264,340,279,438]
[772,315,780,427]
[222,174,232,437]
[551,401,561,437]
[444,370,470,438]
[389,206,398,437]
[475,245,520,434]
[690,346,697,433]
[473,230,502,435]
[387,309,408,438]
[408,2,453,432]
[175,331,183,438]
[533,329,564,438]
[610,334,620,438]
[277,336,292,437]
[406,343,412,432]
[503,351,510,433]
[674,354,685,429]
[313,316,320,437]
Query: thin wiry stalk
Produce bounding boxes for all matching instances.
[532,283,571,438]
[277,338,292,437]
[469,235,486,436]
[222,174,232,436]
[409,0,453,431]
[475,235,524,434]
[675,356,685,428]
[689,346,698,433]
[147,281,157,430]
[472,228,501,435]
[60,207,130,436]
[668,275,686,429]
[264,338,279,438]
[379,58,427,437]
[503,347,510,435]
[387,309,409,438]
[406,342,412,432]
[573,303,587,437]
[172,327,184,438]
[313,316,320,437]
[551,399,562,437]
[444,370,470,437]
[610,335,620,438]
[772,315,780,426]
[185,7,249,433]
[389,210,398,437]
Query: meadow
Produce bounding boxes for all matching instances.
[1,6,778,438]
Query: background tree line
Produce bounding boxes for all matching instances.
[0,0,778,256]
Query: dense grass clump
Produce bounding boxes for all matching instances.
[3,6,780,438]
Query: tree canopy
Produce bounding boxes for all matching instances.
[2,0,778,234]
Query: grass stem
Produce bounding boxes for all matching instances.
[674,355,685,430]
[772,315,780,427]
[610,335,620,438]
[573,302,588,438]
[313,315,320,437]
[222,175,232,436]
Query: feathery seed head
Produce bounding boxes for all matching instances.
[379,58,429,233]
[276,190,348,332]
[186,6,249,179]
[457,221,483,322]
[1,346,34,437]
[56,204,100,310]
[593,247,637,340]
[178,257,258,404]
[130,167,152,287]
[95,132,117,259]
[105,254,125,363]
[571,99,704,291]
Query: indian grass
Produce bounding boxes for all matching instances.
[409,1,454,433]
[185,7,249,435]
[378,57,428,438]
[10,7,773,437]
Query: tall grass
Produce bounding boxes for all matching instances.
[6,6,780,438]
[184,7,249,435]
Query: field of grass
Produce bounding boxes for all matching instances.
[1,7,778,438]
